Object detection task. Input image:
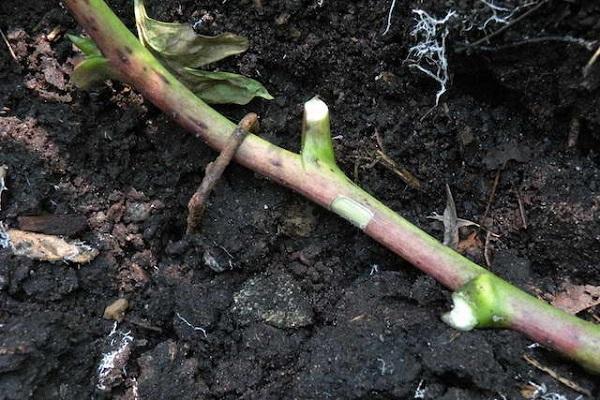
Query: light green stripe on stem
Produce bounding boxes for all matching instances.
[64,0,600,373]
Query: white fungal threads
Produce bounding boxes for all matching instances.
[330,196,374,230]
[304,97,329,123]
[441,293,478,331]
[383,0,397,35]
[96,326,134,391]
[406,9,456,106]
[0,222,10,249]
[479,0,539,29]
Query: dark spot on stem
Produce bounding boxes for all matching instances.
[115,49,129,64]
[124,46,133,54]
[270,158,282,167]
[84,16,99,31]
[156,72,171,85]
[142,66,148,72]
[190,117,207,133]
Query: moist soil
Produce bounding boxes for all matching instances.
[1,1,600,399]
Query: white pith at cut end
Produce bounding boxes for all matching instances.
[442,294,478,331]
[304,97,329,123]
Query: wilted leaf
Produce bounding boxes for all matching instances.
[134,0,248,68]
[442,184,459,249]
[69,2,272,105]
[71,56,118,89]
[551,283,600,315]
[181,68,273,105]
[68,34,102,57]
[68,34,118,89]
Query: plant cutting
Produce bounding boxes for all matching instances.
[62,0,600,373]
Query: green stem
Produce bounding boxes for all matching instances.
[63,0,600,374]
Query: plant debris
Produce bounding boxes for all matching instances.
[523,355,591,397]
[1,228,98,263]
[17,214,88,237]
[187,113,258,233]
[0,164,7,210]
[69,0,272,104]
[428,184,479,249]
[103,298,130,322]
[551,283,600,315]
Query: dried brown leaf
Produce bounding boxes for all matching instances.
[551,283,600,315]
[457,231,482,254]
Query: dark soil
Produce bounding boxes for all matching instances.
[1,0,600,399]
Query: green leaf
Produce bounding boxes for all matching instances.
[67,34,102,57]
[71,56,117,89]
[181,68,274,105]
[134,0,248,68]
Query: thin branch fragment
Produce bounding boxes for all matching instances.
[523,355,592,397]
[584,45,600,77]
[482,168,502,225]
[374,131,421,190]
[516,189,527,229]
[0,29,17,62]
[186,113,258,233]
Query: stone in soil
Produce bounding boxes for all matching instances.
[231,272,313,329]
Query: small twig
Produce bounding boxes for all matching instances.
[484,230,493,267]
[458,0,549,52]
[481,168,502,225]
[584,43,600,77]
[0,29,17,62]
[124,317,163,333]
[523,354,592,397]
[373,130,421,190]
[515,189,527,230]
[456,35,597,53]
[567,117,580,148]
[186,113,258,233]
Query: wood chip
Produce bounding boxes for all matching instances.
[18,214,88,237]
[4,229,98,263]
